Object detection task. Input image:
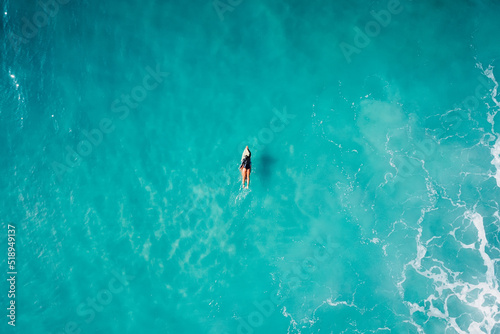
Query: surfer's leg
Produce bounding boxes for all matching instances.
[240,167,246,186]
[246,169,250,188]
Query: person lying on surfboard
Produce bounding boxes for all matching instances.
[239,146,251,189]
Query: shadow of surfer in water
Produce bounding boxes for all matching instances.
[239,146,251,189]
[259,151,276,188]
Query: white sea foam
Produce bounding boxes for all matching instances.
[401,210,500,333]
[477,64,500,188]
[481,65,500,109]
[490,138,500,188]
[282,306,299,334]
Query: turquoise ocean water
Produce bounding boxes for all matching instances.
[2,0,500,333]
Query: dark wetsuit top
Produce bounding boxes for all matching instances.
[241,156,251,169]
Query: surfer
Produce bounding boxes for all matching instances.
[239,146,251,188]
